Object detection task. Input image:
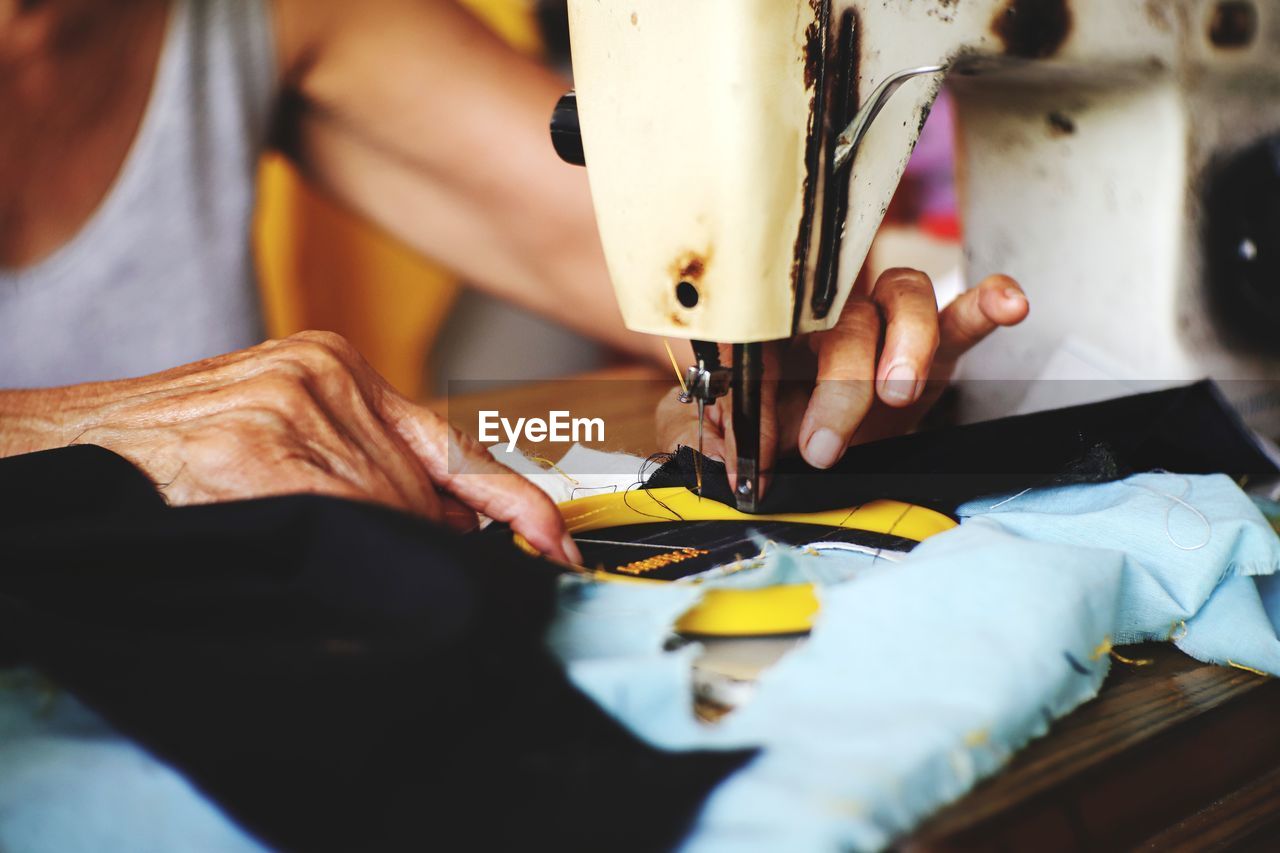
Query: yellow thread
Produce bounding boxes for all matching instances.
[964,729,990,747]
[1110,650,1154,667]
[563,505,616,528]
[825,798,867,819]
[1168,620,1188,642]
[526,456,580,486]
[615,547,709,576]
[1090,636,1113,661]
[663,339,689,395]
[1227,660,1270,677]
[713,558,761,580]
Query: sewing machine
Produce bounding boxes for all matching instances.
[550,0,1280,510]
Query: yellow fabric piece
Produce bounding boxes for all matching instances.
[677,585,819,638]
[517,488,958,637]
[559,488,956,542]
[253,0,543,398]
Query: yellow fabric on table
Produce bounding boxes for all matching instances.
[517,488,958,637]
[253,0,545,399]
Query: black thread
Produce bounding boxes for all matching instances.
[621,453,685,522]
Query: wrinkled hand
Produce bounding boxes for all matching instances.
[52,331,579,562]
[657,269,1029,486]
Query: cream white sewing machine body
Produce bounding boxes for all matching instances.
[564,0,1280,432]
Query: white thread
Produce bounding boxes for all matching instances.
[570,484,619,501]
[804,541,908,563]
[573,537,690,550]
[983,473,1211,551]
[1132,472,1211,551]
[988,488,1032,511]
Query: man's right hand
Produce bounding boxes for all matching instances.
[0,331,580,563]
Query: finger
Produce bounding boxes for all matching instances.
[440,430,580,564]
[871,268,940,408]
[845,275,1028,447]
[386,402,580,564]
[756,344,781,499]
[773,382,812,455]
[935,274,1029,373]
[798,299,881,469]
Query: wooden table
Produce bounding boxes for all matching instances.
[907,644,1280,850]
[437,373,1280,850]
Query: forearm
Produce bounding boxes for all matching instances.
[296,117,657,357]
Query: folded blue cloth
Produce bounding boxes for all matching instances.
[549,473,1280,851]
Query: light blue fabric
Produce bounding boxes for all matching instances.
[549,472,1280,851]
[0,671,265,853]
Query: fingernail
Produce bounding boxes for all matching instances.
[804,428,845,469]
[881,363,919,404]
[1003,286,1026,304]
[561,533,583,565]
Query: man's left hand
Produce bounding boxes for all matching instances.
[656,269,1029,486]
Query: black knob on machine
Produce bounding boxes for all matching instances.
[549,91,585,167]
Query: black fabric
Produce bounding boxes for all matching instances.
[0,446,750,852]
[646,382,1279,515]
[0,444,166,523]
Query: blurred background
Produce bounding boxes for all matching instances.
[253,0,963,400]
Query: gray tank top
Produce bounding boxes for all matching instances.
[0,0,277,388]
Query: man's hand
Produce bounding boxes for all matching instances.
[0,331,579,563]
[657,270,1029,484]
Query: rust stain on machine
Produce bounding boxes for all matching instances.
[675,253,707,282]
[991,0,1073,58]
[669,248,715,321]
[791,0,836,331]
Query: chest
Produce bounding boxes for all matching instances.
[0,4,168,270]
